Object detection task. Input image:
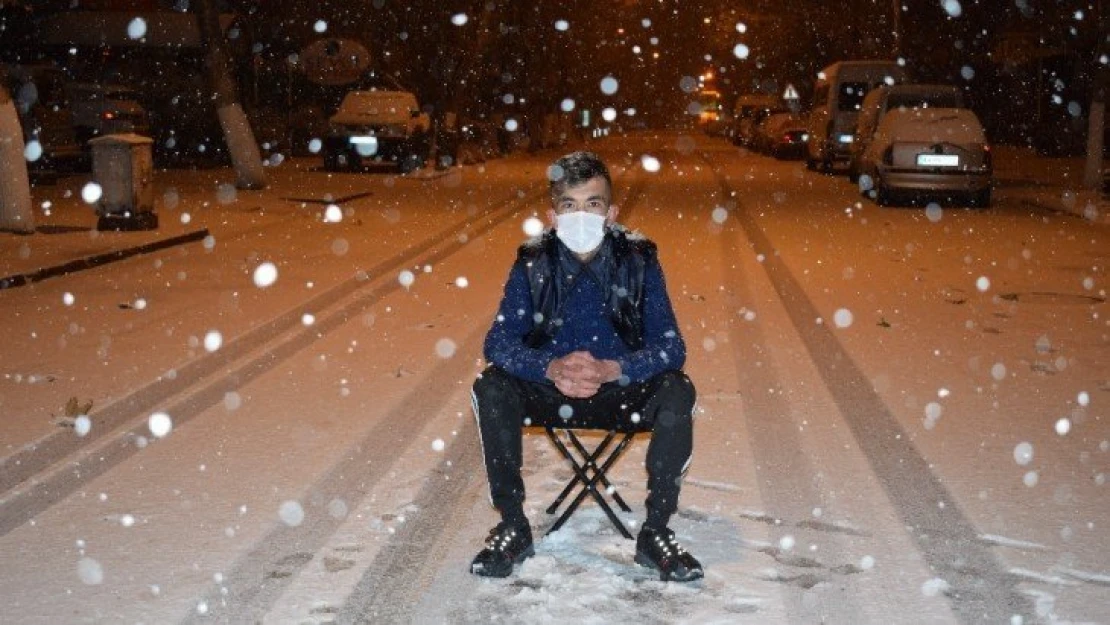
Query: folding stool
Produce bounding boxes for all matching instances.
[543,425,648,540]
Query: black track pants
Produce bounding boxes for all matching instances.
[470,366,696,530]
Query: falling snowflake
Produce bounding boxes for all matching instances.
[324,204,343,223]
[253,262,278,288]
[279,500,305,527]
[148,412,173,438]
[81,183,103,204]
[523,217,544,237]
[203,330,223,352]
[398,270,415,289]
[1013,442,1034,466]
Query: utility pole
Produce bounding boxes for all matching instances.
[1083,0,1107,190]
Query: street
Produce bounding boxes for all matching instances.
[0,132,1106,624]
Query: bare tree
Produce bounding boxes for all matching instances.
[196,0,266,189]
[1084,7,1108,190]
[0,84,34,234]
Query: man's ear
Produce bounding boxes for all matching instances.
[606,204,620,224]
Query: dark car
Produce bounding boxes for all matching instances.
[762,113,809,160]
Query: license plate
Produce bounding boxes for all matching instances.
[917,153,959,167]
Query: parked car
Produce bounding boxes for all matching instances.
[848,83,964,181]
[64,82,150,145]
[731,93,782,146]
[758,113,809,160]
[805,60,908,172]
[2,63,83,171]
[857,106,992,207]
[322,89,431,173]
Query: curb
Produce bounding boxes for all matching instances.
[0,228,211,290]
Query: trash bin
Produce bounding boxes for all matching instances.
[89,133,157,231]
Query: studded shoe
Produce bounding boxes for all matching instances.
[470,521,535,578]
[634,526,704,582]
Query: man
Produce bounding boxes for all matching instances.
[470,151,701,582]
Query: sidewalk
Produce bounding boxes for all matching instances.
[1,167,261,287]
[0,158,436,288]
[991,145,1110,224]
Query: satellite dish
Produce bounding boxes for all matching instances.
[300,38,372,86]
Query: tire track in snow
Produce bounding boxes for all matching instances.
[0,183,546,537]
[703,179,868,623]
[333,410,484,623]
[180,323,488,624]
[704,157,1036,624]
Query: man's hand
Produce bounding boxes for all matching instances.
[546,351,622,399]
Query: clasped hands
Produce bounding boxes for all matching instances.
[545,351,622,399]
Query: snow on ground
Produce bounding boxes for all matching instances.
[0,132,1106,623]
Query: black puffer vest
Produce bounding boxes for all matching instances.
[517,227,657,350]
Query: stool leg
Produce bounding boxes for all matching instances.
[567,432,635,513]
[552,439,634,539]
[545,430,614,514]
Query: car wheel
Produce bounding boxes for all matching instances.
[398,153,423,174]
[875,180,892,206]
[323,150,339,172]
[847,164,860,183]
[805,156,816,171]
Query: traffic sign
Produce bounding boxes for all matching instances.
[783,83,800,101]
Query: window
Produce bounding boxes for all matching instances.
[838,82,870,111]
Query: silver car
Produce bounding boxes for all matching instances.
[858,107,992,207]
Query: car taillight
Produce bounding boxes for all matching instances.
[982,143,992,169]
[101,111,116,121]
[882,146,893,166]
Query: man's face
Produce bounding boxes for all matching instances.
[548,176,617,226]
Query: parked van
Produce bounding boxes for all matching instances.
[848,84,964,181]
[805,60,907,171]
[731,93,783,146]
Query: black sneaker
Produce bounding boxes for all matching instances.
[634,526,704,582]
[470,521,534,578]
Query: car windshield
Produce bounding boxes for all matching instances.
[838,81,872,111]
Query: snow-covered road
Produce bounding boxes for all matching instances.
[1,132,1105,624]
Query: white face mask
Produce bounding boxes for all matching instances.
[555,211,607,254]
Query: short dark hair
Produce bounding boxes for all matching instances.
[548,151,611,198]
